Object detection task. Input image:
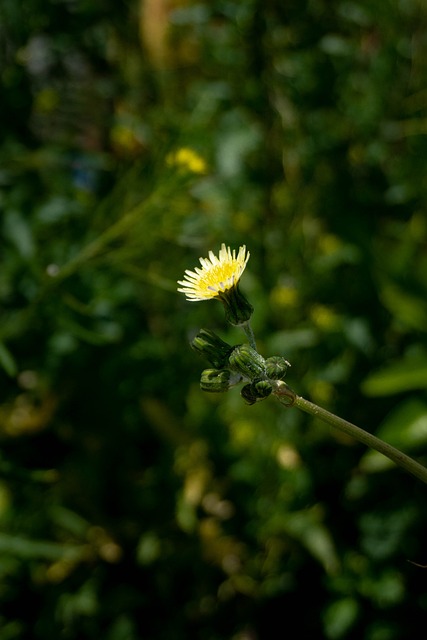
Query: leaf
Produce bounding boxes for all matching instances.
[377,399,427,448]
[0,342,18,377]
[283,506,340,574]
[380,283,427,331]
[0,533,85,562]
[323,598,359,640]
[360,398,427,473]
[361,353,427,396]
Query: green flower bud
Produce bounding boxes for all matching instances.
[240,379,272,404]
[265,356,291,381]
[200,368,231,393]
[240,383,258,405]
[191,329,233,368]
[228,344,267,381]
[253,379,273,399]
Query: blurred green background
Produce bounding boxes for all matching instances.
[1,0,427,638]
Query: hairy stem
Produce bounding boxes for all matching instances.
[273,382,427,485]
[242,321,257,350]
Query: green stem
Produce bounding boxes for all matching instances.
[296,395,427,485]
[242,321,257,350]
[273,382,427,486]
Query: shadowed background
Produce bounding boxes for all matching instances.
[1,1,427,638]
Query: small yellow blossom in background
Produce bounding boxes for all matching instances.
[177,244,250,302]
[167,147,207,174]
[310,304,340,331]
[270,284,299,309]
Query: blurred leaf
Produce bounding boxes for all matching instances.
[360,398,427,472]
[283,506,340,575]
[359,568,405,606]
[361,351,427,396]
[3,210,35,258]
[0,533,85,562]
[377,398,427,449]
[0,619,24,640]
[49,506,90,538]
[136,532,161,566]
[106,616,137,640]
[323,597,359,640]
[358,507,416,561]
[57,579,98,624]
[0,342,18,377]
[267,328,319,355]
[216,111,262,178]
[380,282,427,331]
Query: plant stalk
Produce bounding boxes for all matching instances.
[242,321,257,350]
[273,382,427,485]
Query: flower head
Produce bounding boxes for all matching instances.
[177,244,249,302]
[178,243,253,326]
[177,244,253,325]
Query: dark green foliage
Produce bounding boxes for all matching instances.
[1,0,427,638]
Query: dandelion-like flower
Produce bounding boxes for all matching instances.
[177,243,253,326]
[178,244,249,302]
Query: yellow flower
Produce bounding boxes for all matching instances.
[178,244,249,301]
[167,147,207,174]
[178,244,253,326]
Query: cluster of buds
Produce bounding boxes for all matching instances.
[191,330,291,405]
[179,244,293,406]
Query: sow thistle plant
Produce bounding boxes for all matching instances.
[178,243,427,486]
